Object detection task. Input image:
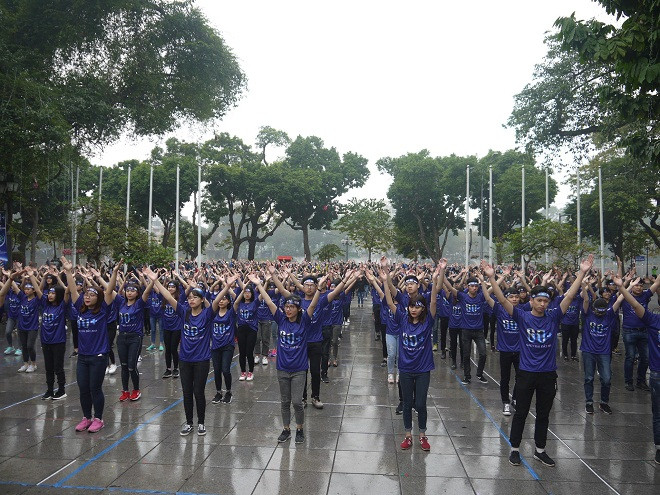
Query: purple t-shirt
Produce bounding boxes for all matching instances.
[580,306,616,355]
[70,295,110,355]
[116,294,146,336]
[395,311,435,373]
[6,291,20,318]
[39,295,67,345]
[18,292,40,331]
[301,293,329,343]
[560,295,582,326]
[457,291,486,330]
[621,289,652,329]
[641,311,660,372]
[237,300,258,331]
[381,302,400,336]
[494,302,520,353]
[512,306,562,372]
[211,307,236,349]
[275,309,311,373]
[179,305,214,362]
[148,292,163,318]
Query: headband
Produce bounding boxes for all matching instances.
[284,297,301,307]
[533,292,550,299]
[87,287,99,295]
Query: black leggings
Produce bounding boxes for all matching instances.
[561,324,579,358]
[303,341,322,401]
[163,330,181,370]
[42,342,66,392]
[179,360,210,425]
[484,313,496,345]
[448,327,463,364]
[117,332,142,391]
[70,319,79,349]
[107,322,117,365]
[237,325,257,373]
[19,329,38,362]
[211,345,234,392]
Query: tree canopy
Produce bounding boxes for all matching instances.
[334,198,393,261]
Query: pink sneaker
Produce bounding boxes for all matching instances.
[88,418,104,433]
[239,372,247,381]
[75,417,93,432]
[246,372,254,381]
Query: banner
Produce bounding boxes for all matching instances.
[0,212,8,267]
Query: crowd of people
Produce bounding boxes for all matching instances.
[0,254,659,466]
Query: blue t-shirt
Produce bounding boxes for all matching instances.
[257,291,279,321]
[39,295,67,345]
[161,293,187,331]
[148,292,163,318]
[301,293,329,343]
[275,309,311,373]
[512,306,562,372]
[457,291,485,330]
[621,289,652,329]
[6,291,20,318]
[70,295,110,355]
[179,305,214,362]
[395,311,435,373]
[381,303,400,336]
[237,300,258,331]
[580,306,615,355]
[560,295,582,325]
[323,293,346,327]
[449,300,462,328]
[18,292,40,331]
[494,302,520,353]
[211,307,237,349]
[116,294,146,335]
[641,311,660,372]
[436,290,451,319]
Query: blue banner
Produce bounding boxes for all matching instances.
[0,212,8,267]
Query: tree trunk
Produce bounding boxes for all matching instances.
[367,247,372,262]
[231,241,240,259]
[30,205,38,264]
[302,223,311,261]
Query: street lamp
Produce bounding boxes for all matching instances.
[341,238,350,261]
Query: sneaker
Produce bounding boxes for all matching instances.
[130,389,141,401]
[68,350,76,357]
[491,346,496,352]
[15,348,23,356]
[52,389,67,400]
[388,373,395,384]
[346,318,350,324]
[312,397,324,409]
[509,450,521,466]
[461,377,470,384]
[302,398,307,408]
[295,428,305,444]
[262,356,268,365]
[637,382,651,392]
[239,372,247,381]
[432,343,438,351]
[571,356,579,362]
[400,436,413,450]
[396,374,399,383]
[105,366,109,375]
[503,403,512,416]
[419,436,430,451]
[585,403,594,414]
[108,364,117,375]
[221,391,233,404]
[625,383,634,391]
[395,402,403,415]
[278,428,291,442]
[158,345,164,352]
[599,403,612,414]
[563,355,569,361]
[88,418,104,433]
[172,369,180,378]
[42,390,53,400]
[451,361,457,370]
[75,417,93,432]
[246,372,254,381]
[180,423,194,436]
[17,364,28,372]
[375,334,380,341]
[533,450,555,467]
[26,364,36,373]
[380,359,387,367]
[212,392,223,404]
[4,346,14,355]
[476,375,487,383]
[321,374,330,383]
[162,369,173,379]
[197,424,206,436]
[656,449,660,465]
[137,355,142,362]
[440,350,447,359]
[146,344,156,351]
[332,360,338,367]
[485,338,490,344]
[254,355,260,364]
[119,391,130,402]
[612,347,621,355]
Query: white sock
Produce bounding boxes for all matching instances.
[536,448,545,454]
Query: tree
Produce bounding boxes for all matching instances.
[377,151,468,262]
[275,136,369,261]
[334,198,392,261]
[315,244,344,262]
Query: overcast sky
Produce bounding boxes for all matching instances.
[93,0,615,210]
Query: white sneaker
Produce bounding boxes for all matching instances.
[262,356,268,366]
[26,364,36,373]
[254,355,260,365]
[387,374,395,384]
[503,403,512,416]
[105,367,109,375]
[137,355,142,362]
[396,374,399,383]
[108,364,117,375]
[18,364,28,372]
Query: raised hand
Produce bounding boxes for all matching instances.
[480,260,495,279]
[580,254,594,274]
[60,256,73,272]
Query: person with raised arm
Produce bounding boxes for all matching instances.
[380,260,445,452]
[249,272,321,444]
[63,256,115,433]
[483,254,594,468]
[210,273,240,405]
[613,275,660,464]
[11,268,40,372]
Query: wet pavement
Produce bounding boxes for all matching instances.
[0,305,657,494]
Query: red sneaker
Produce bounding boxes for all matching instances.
[119,391,130,402]
[130,389,141,401]
[400,436,413,450]
[419,436,430,451]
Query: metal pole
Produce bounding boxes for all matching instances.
[97,167,103,243]
[175,164,180,274]
[598,165,605,274]
[465,164,470,267]
[521,164,525,272]
[72,165,78,266]
[148,162,154,246]
[479,174,484,261]
[197,164,202,267]
[576,166,581,245]
[488,164,493,265]
[125,163,131,233]
[545,166,549,264]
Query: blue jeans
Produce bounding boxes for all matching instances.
[386,334,399,374]
[622,328,649,384]
[77,353,108,420]
[582,351,611,404]
[212,345,234,392]
[651,370,660,447]
[149,317,163,345]
[399,371,430,433]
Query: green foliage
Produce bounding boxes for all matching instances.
[334,198,393,261]
[314,244,344,262]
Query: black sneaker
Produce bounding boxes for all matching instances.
[197,424,206,436]
[461,377,470,384]
[180,424,194,436]
[375,334,380,341]
[563,355,569,361]
[221,391,232,404]
[395,402,403,415]
[211,392,223,404]
[380,359,387,367]
[302,398,307,408]
[637,382,651,391]
[476,375,487,384]
[278,428,291,443]
[655,449,660,465]
[571,356,579,362]
[533,450,555,467]
[321,374,330,383]
[70,351,78,358]
[450,361,457,370]
[625,382,634,391]
[599,403,612,414]
[509,450,521,466]
[41,390,53,400]
[172,369,180,378]
[162,369,172,379]
[440,350,446,359]
[585,403,594,414]
[295,428,305,444]
[52,389,67,400]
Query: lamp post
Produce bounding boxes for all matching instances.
[341,238,350,261]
